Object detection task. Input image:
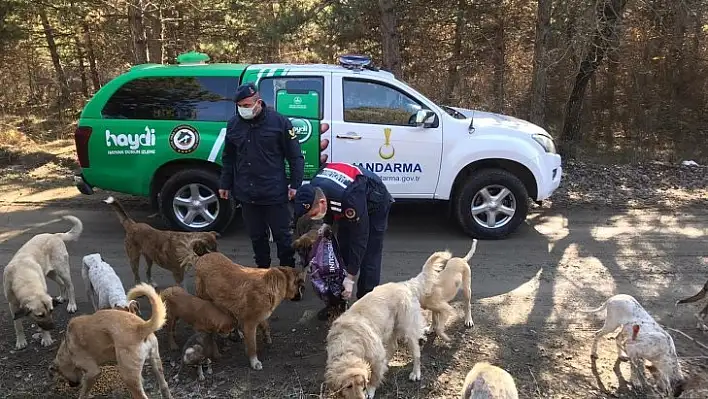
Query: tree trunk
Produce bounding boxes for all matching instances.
[82,21,101,91]
[378,0,402,77]
[74,34,89,98]
[128,0,149,64]
[528,0,552,126]
[147,6,164,64]
[38,8,70,107]
[442,0,466,104]
[559,0,629,156]
[604,55,617,149]
[492,10,505,113]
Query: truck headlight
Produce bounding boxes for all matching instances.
[532,134,556,154]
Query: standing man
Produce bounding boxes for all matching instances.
[218,83,304,268]
[292,163,394,312]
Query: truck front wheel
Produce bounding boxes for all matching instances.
[454,169,529,239]
[158,169,237,233]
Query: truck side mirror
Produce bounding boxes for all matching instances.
[415,109,436,127]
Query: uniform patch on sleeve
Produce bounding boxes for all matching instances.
[344,208,356,219]
[303,203,311,210]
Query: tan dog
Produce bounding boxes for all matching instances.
[103,196,219,287]
[460,362,519,399]
[180,247,306,371]
[50,283,173,399]
[421,239,476,342]
[3,215,83,350]
[325,251,450,399]
[160,285,235,351]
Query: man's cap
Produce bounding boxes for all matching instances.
[293,184,317,219]
[234,83,258,103]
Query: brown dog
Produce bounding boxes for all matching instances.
[160,285,235,351]
[50,283,173,399]
[180,247,306,371]
[103,196,219,287]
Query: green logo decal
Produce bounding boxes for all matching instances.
[290,118,312,144]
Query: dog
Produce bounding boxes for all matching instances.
[3,215,83,349]
[172,331,221,382]
[291,213,325,268]
[420,239,476,342]
[460,362,519,399]
[103,196,219,287]
[180,247,306,371]
[675,278,708,331]
[81,253,140,315]
[159,285,235,351]
[324,251,450,399]
[49,283,173,399]
[580,294,686,397]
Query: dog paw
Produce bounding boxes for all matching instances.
[41,335,54,347]
[366,387,376,398]
[54,296,66,304]
[66,302,77,313]
[422,325,433,335]
[590,353,599,360]
[250,358,262,371]
[464,319,474,328]
[15,338,28,350]
[408,370,421,381]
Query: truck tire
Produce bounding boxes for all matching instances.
[158,169,237,233]
[454,169,529,239]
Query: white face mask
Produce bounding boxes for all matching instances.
[237,103,258,120]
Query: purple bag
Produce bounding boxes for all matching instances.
[307,232,346,305]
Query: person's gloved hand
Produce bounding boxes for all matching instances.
[342,275,356,299]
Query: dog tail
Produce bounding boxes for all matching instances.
[419,250,453,296]
[462,239,478,263]
[177,237,204,270]
[578,300,608,314]
[127,283,167,337]
[56,215,83,242]
[676,278,708,305]
[103,196,134,229]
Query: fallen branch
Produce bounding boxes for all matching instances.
[665,326,708,353]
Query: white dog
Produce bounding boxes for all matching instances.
[3,215,83,349]
[324,251,449,399]
[580,294,686,397]
[461,362,519,399]
[81,253,140,314]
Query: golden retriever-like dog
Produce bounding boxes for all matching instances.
[159,285,235,351]
[324,251,450,399]
[3,215,83,350]
[50,283,173,399]
[460,362,519,399]
[103,196,219,287]
[179,246,306,371]
[420,239,476,342]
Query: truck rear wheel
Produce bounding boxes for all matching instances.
[158,169,237,233]
[454,169,529,239]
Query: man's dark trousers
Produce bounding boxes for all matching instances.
[240,202,295,268]
[338,201,391,299]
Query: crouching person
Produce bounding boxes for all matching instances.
[293,162,393,320]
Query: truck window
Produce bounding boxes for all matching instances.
[102,76,239,122]
[342,78,426,126]
[258,76,325,120]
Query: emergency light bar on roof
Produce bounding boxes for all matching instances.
[176,51,210,65]
[338,54,378,72]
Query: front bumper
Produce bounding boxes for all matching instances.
[536,153,562,201]
[73,173,94,195]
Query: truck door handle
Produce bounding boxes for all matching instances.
[336,133,362,140]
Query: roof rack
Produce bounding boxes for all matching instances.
[338,54,379,72]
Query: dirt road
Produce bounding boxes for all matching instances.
[1,200,707,398]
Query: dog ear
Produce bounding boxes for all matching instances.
[13,307,30,320]
[292,235,313,250]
